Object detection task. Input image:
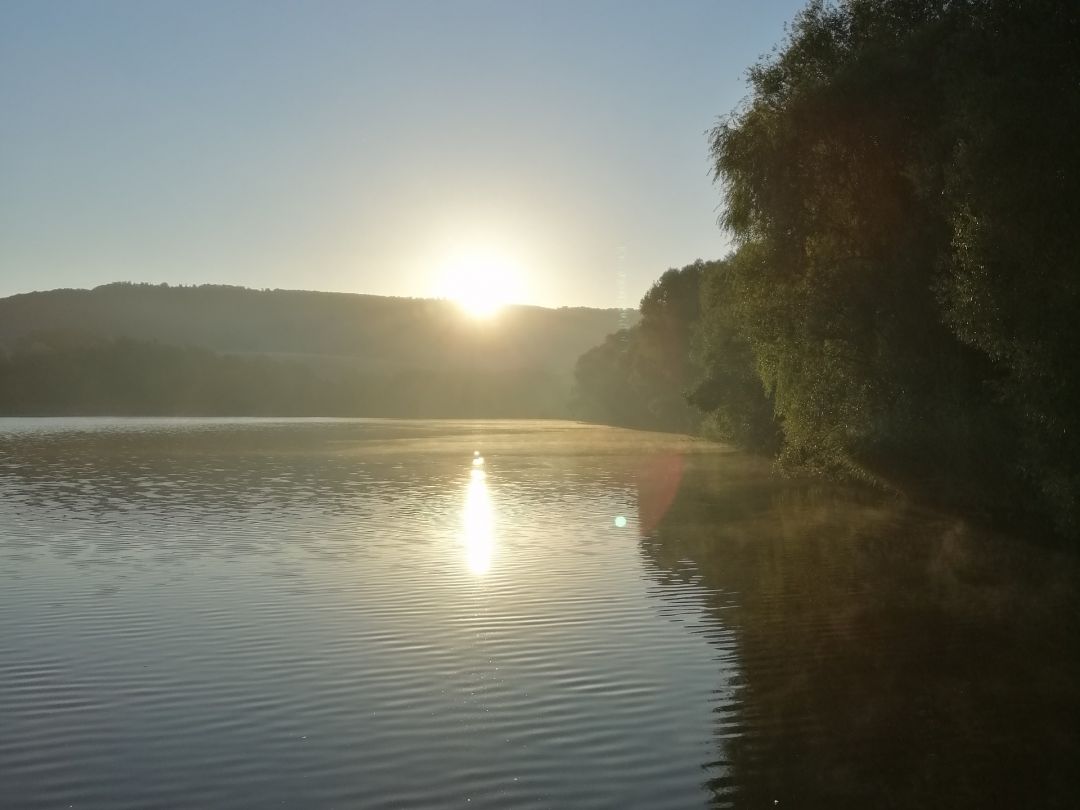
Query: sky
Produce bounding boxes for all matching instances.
[1,0,806,309]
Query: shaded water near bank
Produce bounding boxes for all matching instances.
[1,418,1077,808]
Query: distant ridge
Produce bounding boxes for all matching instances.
[0,282,638,417]
[0,282,636,373]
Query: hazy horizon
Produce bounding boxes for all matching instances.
[1,0,804,309]
[0,278,636,311]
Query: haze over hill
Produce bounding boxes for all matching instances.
[0,282,636,418]
[0,282,633,370]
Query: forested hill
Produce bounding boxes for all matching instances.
[0,282,632,372]
[0,283,635,419]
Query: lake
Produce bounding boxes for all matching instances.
[1,418,1077,808]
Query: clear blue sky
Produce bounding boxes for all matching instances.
[1,0,805,308]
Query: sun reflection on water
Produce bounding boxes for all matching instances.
[462,467,495,575]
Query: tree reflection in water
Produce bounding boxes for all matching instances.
[638,454,1080,809]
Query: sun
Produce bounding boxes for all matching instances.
[435,251,525,319]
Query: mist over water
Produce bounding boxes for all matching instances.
[1,419,1077,808]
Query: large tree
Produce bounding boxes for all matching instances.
[708,0,1080,532]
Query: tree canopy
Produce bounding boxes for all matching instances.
[576,0,1080,538]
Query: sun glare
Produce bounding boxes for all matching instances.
[436,251,525,318]
[463,465,494,575]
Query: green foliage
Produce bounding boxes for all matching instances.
[711,0,969,474]
[0,333,313,416]
[572,329,654,428]
[0,332,571,418]
[573,263,706,433]
[570,0,1077,533]
[932,2,1080,534]
[688,252,781,453]
[701,0,1079,535]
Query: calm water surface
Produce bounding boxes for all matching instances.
[1,418,1077,808]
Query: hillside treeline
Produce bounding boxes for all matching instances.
[0,333,568,418]
[0,283,630,419]
[0,283,629,374]
[574,0,1080,537]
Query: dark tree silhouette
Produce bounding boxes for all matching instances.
[574,0,1080,538]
